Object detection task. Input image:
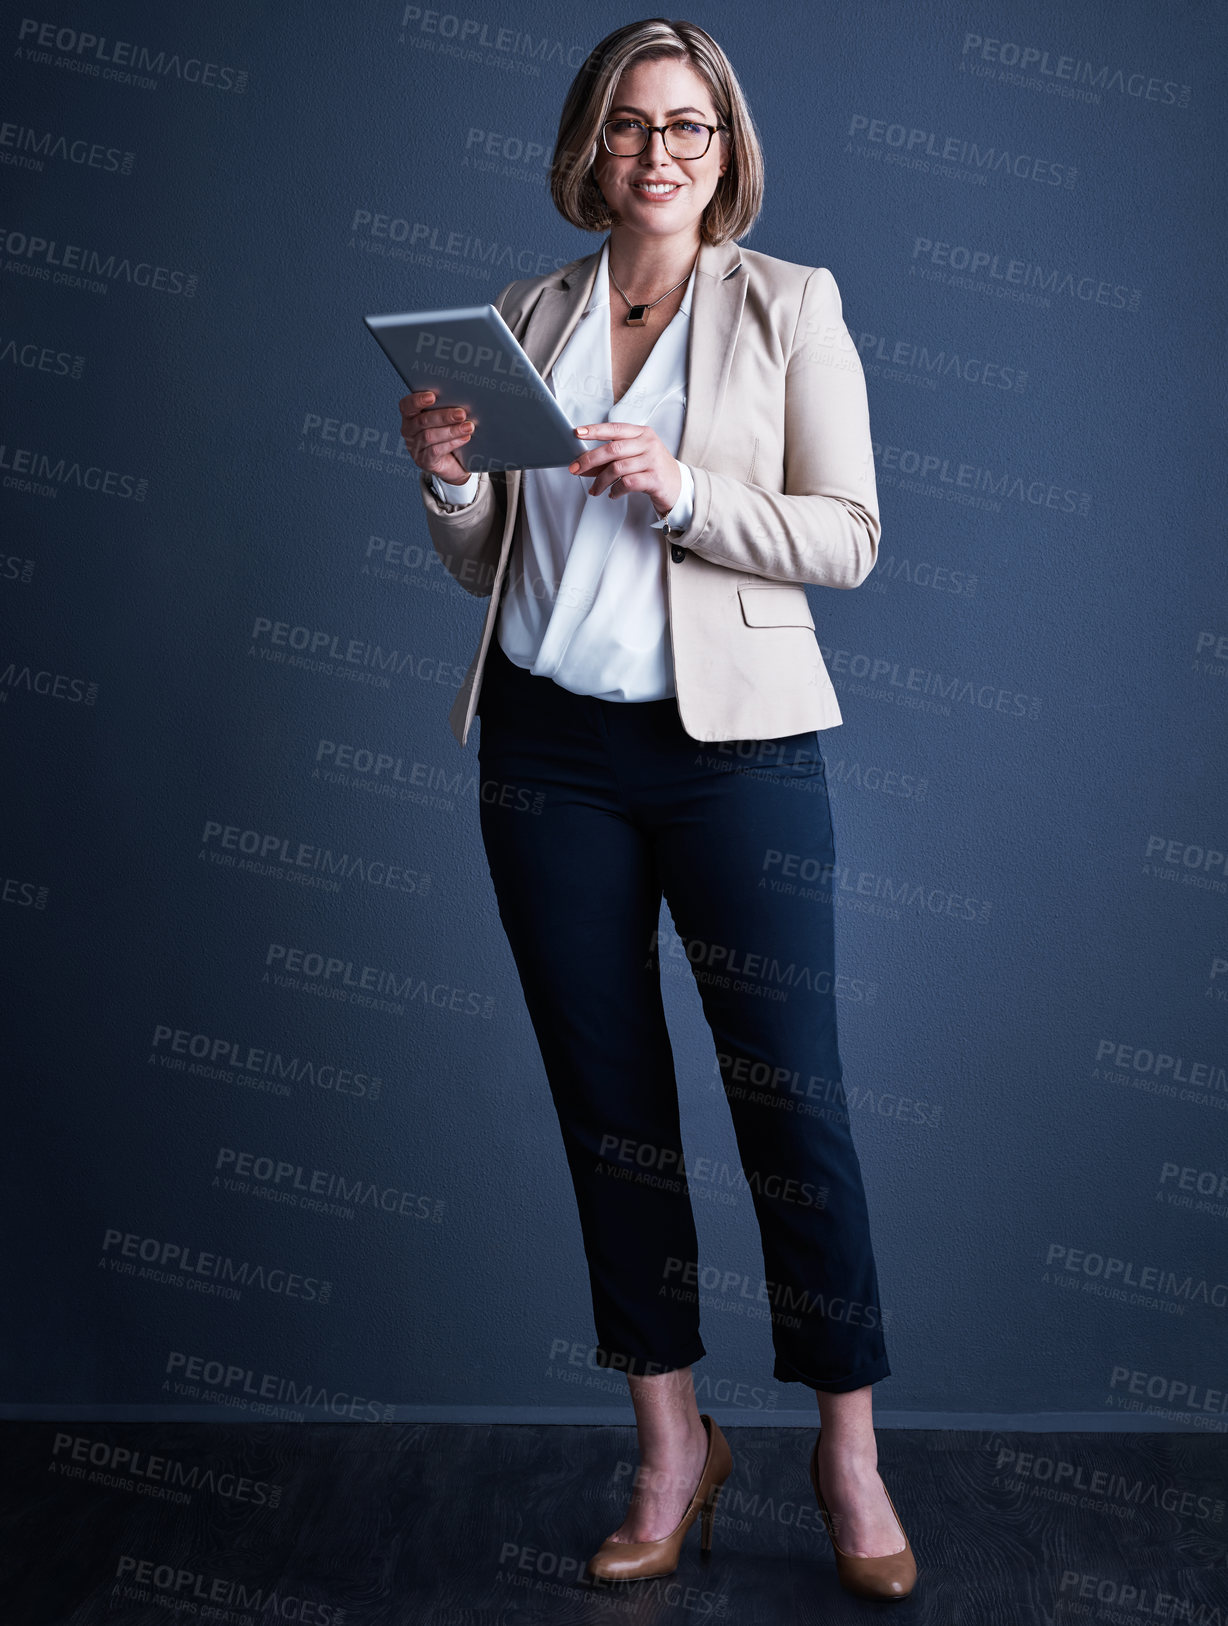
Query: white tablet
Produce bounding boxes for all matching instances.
[365,302,589,472]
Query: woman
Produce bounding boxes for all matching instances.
[400,18,916,1602]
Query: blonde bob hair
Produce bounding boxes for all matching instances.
[550,18,764,246]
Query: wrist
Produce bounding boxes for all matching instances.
[653,458,682,519]
[651,459,694,535]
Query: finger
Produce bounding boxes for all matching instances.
[568,445,612,475]
[571,425,620,454]
[568,435,641,475]
[416,419,475,448]
[432,424,476,448]
[586,454,650,499]
[405,424,474,463]
[573,422,643,439]
[403,404,470,431]
[584,450,626,491]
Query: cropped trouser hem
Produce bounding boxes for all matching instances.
[592,1339,709,1381]
[588,1345,890,1390]
[773,1351,892,1393]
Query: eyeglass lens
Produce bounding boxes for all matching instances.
[604,119,713,158]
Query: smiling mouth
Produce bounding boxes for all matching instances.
[632,181,682,196]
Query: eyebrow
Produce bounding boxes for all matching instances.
[609,104,708,118]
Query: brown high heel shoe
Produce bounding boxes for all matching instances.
[586,1413,733,1581]
[809,1432,917,1599]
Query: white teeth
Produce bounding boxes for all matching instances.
[636,183,678,194]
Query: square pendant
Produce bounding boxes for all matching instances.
[625,305,649,326]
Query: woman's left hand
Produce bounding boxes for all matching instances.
[567,422,680,519]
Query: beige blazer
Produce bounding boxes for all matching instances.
[418,236,880,747]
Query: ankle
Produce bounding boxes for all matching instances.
[629,1457,700,1499]
[638,1420,707,1467]
[633,1423,706,1482]
[818,1434,879,1476]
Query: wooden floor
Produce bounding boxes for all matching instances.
[1,1422,1225,1623]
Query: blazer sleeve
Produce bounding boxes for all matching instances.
[673,267,880,590]
[416,281,521,597]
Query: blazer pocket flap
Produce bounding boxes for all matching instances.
[738,585,815,630]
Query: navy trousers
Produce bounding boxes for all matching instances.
[475,633,890,1393]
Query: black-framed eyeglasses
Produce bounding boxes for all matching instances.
[601,117,728,160]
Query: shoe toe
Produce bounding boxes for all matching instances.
[586,1538,678,1581]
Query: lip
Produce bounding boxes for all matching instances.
[631,180,682,198]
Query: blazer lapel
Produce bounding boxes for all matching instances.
[676,236,746,468]
[507,235,747,511]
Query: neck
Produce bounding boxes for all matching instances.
[607,227,701,298]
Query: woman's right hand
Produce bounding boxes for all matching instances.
[399,390,476,483]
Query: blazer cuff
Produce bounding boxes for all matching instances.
[649,461,695,534]
[430,471,480,507]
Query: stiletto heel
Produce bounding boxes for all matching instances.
[586,1413,733,1581]
[809,1430,917,1600]
[699,1479,723,1554]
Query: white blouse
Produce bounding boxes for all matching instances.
[430,234,696,702]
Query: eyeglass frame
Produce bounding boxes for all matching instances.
[599,117,729,160]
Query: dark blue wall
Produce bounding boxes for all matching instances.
[3,0,1225,1426]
